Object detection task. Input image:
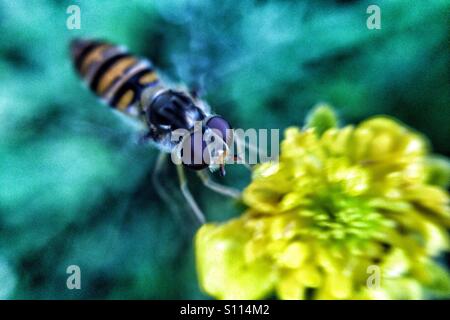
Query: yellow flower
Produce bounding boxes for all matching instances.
[195,106,450,300]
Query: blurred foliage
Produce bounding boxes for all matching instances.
[0,0,448,299]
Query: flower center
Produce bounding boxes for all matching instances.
[305,188,386,244]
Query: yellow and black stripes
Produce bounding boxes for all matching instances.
[70,38,160,112]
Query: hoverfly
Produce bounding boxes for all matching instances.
[70,38,245,224]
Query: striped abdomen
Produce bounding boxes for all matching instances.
[70,38,161,112]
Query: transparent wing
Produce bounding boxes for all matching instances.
[65,104,205,229]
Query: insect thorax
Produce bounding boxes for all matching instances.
[141,88,206,151]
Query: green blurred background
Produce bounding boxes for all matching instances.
[0,0,448,299]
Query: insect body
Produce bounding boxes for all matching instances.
[70,39,234,172]
[70,38,240,223]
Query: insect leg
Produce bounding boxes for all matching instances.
[190,88,201,100]
[138,131,154,145]
[176,164,206,225]
[233,134,254,170]
[152,151,181,215]
[196,171,241,199]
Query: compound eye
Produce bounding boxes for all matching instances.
[180,131,209,171]
[205,116,233,147]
